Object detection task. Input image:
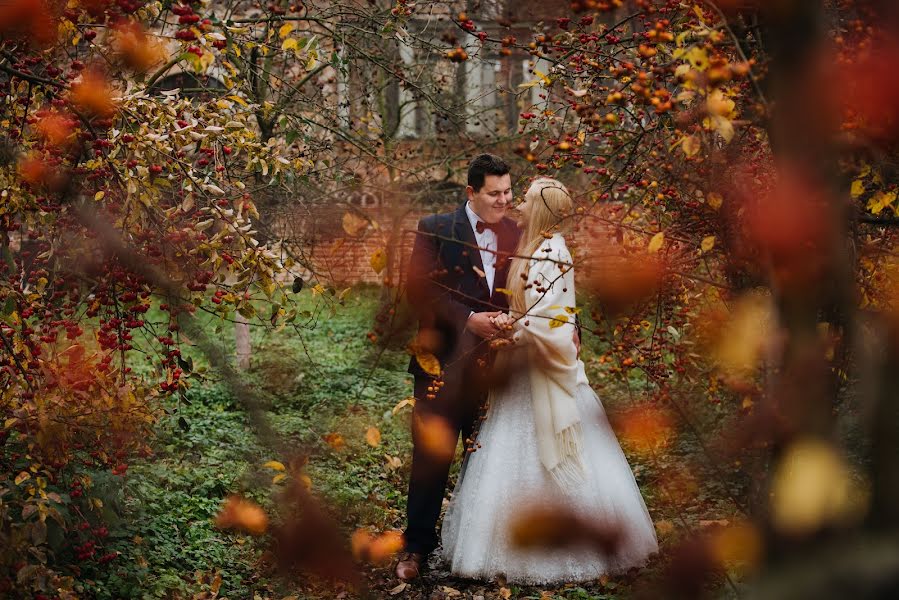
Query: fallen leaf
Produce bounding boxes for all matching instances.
[388,582,407,595]
[323,433,346,450]
[392,396,416,415]
[648,231,665,253]
[365,426,381,447]
[263,460,285,471]
[701,235,715,253]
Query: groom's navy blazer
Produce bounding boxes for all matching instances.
[406,204,520,379]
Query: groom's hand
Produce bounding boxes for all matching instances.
[467,311,502,339]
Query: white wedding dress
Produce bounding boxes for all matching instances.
[440,235,658,585]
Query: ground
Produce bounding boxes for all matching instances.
[81,288,744,599]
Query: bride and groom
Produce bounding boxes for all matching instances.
[397,154,658,584]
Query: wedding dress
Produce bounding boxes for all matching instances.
[440,234,658,584]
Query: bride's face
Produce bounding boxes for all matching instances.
[516,186,537,225]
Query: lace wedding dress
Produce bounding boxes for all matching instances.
[440,354,659,584]
[440,234,658,584]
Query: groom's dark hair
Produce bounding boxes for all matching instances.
[467,153,510,192]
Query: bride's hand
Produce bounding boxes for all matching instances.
[490,313,514,334]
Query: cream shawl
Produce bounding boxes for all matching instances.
[512,233,586,487]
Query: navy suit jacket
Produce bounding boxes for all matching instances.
[406,205,521,378]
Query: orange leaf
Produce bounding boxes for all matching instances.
[414,413,456,462]
[70,69,118,118]
[323,432,345,450]
[365,426,381,447]
[214,495,268,535]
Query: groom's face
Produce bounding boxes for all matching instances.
[467,173,513,224]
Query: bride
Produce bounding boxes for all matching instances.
[440,177,658,584]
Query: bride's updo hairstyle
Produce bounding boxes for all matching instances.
[508,177,573,317]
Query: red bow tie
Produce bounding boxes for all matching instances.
[475,220,499,234]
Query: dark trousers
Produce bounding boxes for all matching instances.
[403,341,489,555]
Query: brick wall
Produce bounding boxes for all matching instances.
[291,201,616,289]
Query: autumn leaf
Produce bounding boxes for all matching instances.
[342,212,368,236]
[612,405,674,455]
[365,426,381,447]
[70,69,118,118]
[263,460,285,471]
[351,529,404,564]
[214,495,269,535]
[370,248,387,274]
[414,413,456,462]
[549,313,569,328]
[414,351,441,377]
[707,192,724,210]
[851,179,865,199]
[770,438,867,535]
[654,519,675,537]
[392,396,416,415]
[323,432,346,450]
[648,231,665,253]
[701,236,716,253]
[680,134,701,157]
[709,520,762,569]
[279,22,295,38]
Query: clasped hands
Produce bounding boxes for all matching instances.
[467,311,580,353]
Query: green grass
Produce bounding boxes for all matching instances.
[83,288,741,599]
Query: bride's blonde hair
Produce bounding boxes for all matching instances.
[508,177,574,316]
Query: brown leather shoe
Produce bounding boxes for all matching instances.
[395,552,424,581]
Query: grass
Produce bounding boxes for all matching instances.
[83,288,742,599]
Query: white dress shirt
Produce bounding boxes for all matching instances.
[464,201,498,292]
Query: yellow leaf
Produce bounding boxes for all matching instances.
[392,396,416,415]
[867,191,897,215]
[851,180,865,198]
[94,191,105,201]
[770,438,866,535]
[681,134,701,157]
[370,248,387,274]
[342,212,368,236]
[15,471,30,485]
[549,313,569,328]
[684,46,709,70]
[707,114,735,143]
[415,352,441,377]
[281,38,299,52]
[278,23,295,39]
[494,287,512,296]
[365,426,381,447]
[272,473,287,484]
[648,231,665,253]
[701,236,716,253]
[263,460,285,472]
[707,192,723,210]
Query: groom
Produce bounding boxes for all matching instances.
[396,154,520,580]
